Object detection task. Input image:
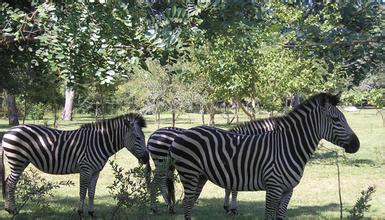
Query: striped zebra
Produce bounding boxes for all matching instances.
[147,127,184,213]
[148,116,279,214]
[170,93,360,219]
[0,113,148,217]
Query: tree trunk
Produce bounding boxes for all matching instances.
[95,102,99,120]
[22,97,27,125]
[157,111,161,129]
[251,98,257,119]
[229,100,239,124]
[236,101,239,124]
[237,98,255,120]
[200,105,205,125]
[100,92,105,120]
[62,86,75,121]
[6,91,19,126]
[53,104,58,128]
[171,110,176,127]
[225,104,231,124]
[207,102,215,126]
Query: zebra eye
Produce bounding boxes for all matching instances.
[331,116,340,122]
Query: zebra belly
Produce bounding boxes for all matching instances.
[30,157,80,174]
[206,174,265,192]
[202,162,266,192]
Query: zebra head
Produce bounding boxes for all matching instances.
[123,113,149,164]
[318,93,360,153]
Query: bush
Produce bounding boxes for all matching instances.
[348,186,376,220]
[30,103,46,120]
[14,168,74,218]
[107,160,150,218]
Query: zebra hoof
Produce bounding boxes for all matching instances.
[77,209,84,219]
[168,207,176,214]
[227,209,238,215]
[150,207,159,214]
[223,205,230,213]
[88,211,98,219]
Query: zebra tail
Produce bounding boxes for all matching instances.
[0,134,5,200]
[167,165,176,205]
[145,160,152,189]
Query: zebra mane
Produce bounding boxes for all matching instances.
[80,113,146,129]
[126,112,147,128]
[297,92,340,108]
[231,93,340,131]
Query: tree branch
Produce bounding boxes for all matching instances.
[236,98,255,120]
[283,39,385,48]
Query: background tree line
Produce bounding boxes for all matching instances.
[0,0,384,126]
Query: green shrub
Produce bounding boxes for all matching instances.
[107,160,150,218]
[14,169,74,218]
[30,103,46,121]
[348,186,376,220]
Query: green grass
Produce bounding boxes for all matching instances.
[0,109,384,219]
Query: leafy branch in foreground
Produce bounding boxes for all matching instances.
[14,168,74,218]
[348,186,376,220]
[107,160,150,218]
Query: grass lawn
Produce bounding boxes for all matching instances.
[0,109,384,219]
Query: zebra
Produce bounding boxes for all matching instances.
[148,116,280,214]
[147,127,184,214]
[0,113,148,217]
[170,93,360,219]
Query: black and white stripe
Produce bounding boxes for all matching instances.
[147,115,279,214]
[170,93,360,219]
[148,127,184,213]
[0,113,148,216]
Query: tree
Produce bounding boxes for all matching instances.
[2,1,191,122]
[189,1,342,119]
[368,89,385,127]
[118,59,195,127]
[295,1,385,86]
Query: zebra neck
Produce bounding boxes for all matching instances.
[283,109,321,166]
[90,123,124,157]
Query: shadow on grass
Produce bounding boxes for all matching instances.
[310,150,377,167]
[0,124,11,130]
[0,196,341,220]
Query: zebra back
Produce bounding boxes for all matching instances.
[230,117,281,135]
[147,127,184,161]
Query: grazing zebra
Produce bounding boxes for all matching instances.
[147,127,184,213]
[170,93,360,219]
[0,113,148,217]
[148,114,280,214]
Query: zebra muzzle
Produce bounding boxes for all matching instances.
[344,134,360,154]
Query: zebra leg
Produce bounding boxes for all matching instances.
[180,174,206,220]
[194,175,208,201]
[4,166,26,214]
[166,164,176,214]
[87,171,100,218]
[264,187,283,220]
[78,170,91,218]
[149,165,163,213]
[223,189,231,213]
[276,189,293,220]
[228,191,238,215]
